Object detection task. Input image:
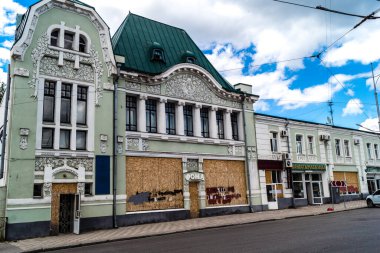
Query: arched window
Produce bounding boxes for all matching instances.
[79,35,87,53]
[50,29,59,47]
[150,42,165,62]
[182,51,196,64]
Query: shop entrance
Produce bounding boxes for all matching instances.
[265,170,283,210]
[305,173,323,204]
[189,182,199,218]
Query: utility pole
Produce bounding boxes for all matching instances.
[328,101,334,126]
[371,63,380,132]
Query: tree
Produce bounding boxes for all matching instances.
[0,82,5,104]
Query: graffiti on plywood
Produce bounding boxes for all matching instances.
[128,189,183,205]
[206,186,241,205]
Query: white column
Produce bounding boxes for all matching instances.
[54,81,62,150]
[237,111,244,141]
[36,78,44,149]
[70,84,78,150]
[157,98,167,134]
[193,103,202,137]
[176,101,185,136]
[58,23,65,48]
[224,109,232,140]
[137,94,147,132]
[87,86,95,151]
[209,106,218,139]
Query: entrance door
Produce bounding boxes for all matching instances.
[312,182,322,204]
[59,194,74,233]
[189,182,199,218]
[73,194,81,234]
[367,179,376,194]
[266,184,278,209]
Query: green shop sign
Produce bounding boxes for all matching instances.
[292,163,326,171]
[365,167,380,173]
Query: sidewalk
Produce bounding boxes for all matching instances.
[2,200,366,253]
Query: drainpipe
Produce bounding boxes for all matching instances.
[241,93,254,213]
[285,120,295,208]
[0,64,11,179]
[112,64,121,229]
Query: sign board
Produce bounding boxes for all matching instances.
[184,172,205,182]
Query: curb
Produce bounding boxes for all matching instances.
[19,205,367,253]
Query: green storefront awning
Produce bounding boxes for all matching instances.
[292,163,326,171]
[365,167,380,173]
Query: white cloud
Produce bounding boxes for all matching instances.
[343,99,364,117]
[0,47,10,62]
[2,40,13,49]
[206,44,244,76]
[0,68,6,84]
[0,0,26,36]
[346,89,354,97]
[253,100,270,112]
[359,117,379,133]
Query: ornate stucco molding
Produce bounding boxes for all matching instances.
[11,0,116,76]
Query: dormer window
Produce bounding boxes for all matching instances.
[150,42,165,63]
[50,29,59,47]
[152,48,165,62]
[79,35,87,53]
[64,31,74,50]
[182,51,196,64]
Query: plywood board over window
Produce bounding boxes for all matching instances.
[126,157,183,212]
[203,160,247,207]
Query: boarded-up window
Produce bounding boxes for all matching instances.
[126,157,183,212]
[203,160,247,207]
[333,171,359,194]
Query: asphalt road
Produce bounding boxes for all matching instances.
[48,208,380,253]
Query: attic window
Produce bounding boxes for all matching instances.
[186,56,196,64]
[151,48,165,62]
[50,29,59,47]
[79,35,87,53]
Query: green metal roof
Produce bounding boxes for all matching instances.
[112,13,237,92]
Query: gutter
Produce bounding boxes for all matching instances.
[0,64,11,179]
[241,93,254,213]
[112,65,120,229]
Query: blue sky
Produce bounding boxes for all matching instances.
[2,0,380,132]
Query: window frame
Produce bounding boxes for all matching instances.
[201,108,209,138]
[146,99,157,133]
[59,129,71,149]
[126,95,137,131]
[63,31,75,50]
[231,112,239,141]
[296,134,303,155]
[344,139,351,157]
[307,135,314,155]
[50,29,59,47]
[375,144,379,159]
[43,80,56,123]
[216,110,224,139]
[270,132,278,153]
[335,139,342,157]
[165,102,176,135]
[367,143,373,159]
[41,128,54,149]
[60,83,72,124]
[76,130,87,150]
[77,86,88,126]
[183,105,193,136]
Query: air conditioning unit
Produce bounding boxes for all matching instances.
[320,134,330,141]
[282,153,291,160]
[280,130,288,137]
[285,159,293,168]
[354,139,360,145]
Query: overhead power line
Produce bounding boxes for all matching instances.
[273,0,380,19]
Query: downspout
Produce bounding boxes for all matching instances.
[112,65,120,229]
[241,93,254,213]
[0,64,11,179]
[285,120,295,208]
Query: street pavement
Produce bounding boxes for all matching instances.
[47,208,380,253]
[0,200,367,252]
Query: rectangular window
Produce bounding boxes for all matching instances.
[308,136,314,155]
[42,128,54,149]
[184,105,193,136]
[77,86,87,125]
[146,99,157,133]
[216,111,224,139]
[367,143,373,159]
[43,80,55,122]
[60,83,71,124]
[85,183,93,196]
[375,144,379,159]
[296,135,303,154]
[64,31,74,50]
[76,130,87,150]
[33,184,43,198]
[126,95,137,131]
[271,170,282,183]
[335,139,341,156]
[201,108,209,138]
[231,112,239,140]
[165,102,176,135]
[344,140,350,157]
[59,129,70,149]
[292,173,304,198]
[270,132,278,152]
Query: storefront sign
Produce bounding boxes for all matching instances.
[292,163,326,171]
[258,160,283,170]
[365,167,380,173]
[184,172,205,182]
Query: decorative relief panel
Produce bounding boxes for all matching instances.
[124,81,141,91]
[164,73,242,109]
[126,138,149,151]
[35,157,93,171]
[186,159,199,172]
[14,68,30,77]
[40,57,94,82]
[145,84,161,94]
